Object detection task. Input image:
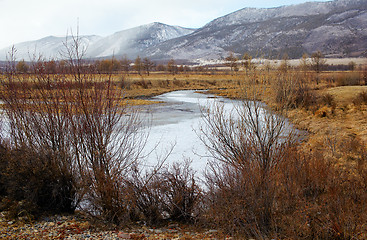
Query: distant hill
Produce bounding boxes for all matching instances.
[86,22,195,59]
[147,0,367,60]
[0,0,366,61]
[0,23,195,61]
[0,35,102,61]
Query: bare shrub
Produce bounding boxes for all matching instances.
[127,170,165,225]
[125,160,202,225]
[120,75,131,90]
[172,78,181,87]
[134,79,152,89]
[200,95,297,235]
[160,160,202,223]
[320,93,336,108]
[60,34,148,224]
[292,84,318,109]
[0,34,149,224]
[205,80,217,86]
[3,147,76,215]
[353,91,367,106]
[157,79,169,88]
[1,54,80,215]
[273,71,317,109]
[278,148,367,239]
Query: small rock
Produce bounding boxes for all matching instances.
[154,229,163,234]
[118,232,131,239]
[7,221,14,225]
[208,229,218,233]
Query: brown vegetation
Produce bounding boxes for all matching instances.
[0,46,367,239]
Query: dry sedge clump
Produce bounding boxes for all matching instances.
[133,79,152,89]
[353,91,367,106]
[320,93,336,108]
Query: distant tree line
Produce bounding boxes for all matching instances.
[4,57,215,75]
[2,50,364,76]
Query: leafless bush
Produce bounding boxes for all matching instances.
[126,168,166,225]
[205,80,217,86]
[3,147,77,215]
[278,148,367,239]
[273,72,314,109]
[199,94,297,235]
[173,78,185,87]
[0,145,7,198]
[156,79,169,88]
[160,160,202,222]
[125,160,202,225]
[120,75,131,90]
[0,33,149,224]
[1,50,80,215]
[353,91,367,106]
[321,93,336,108]
[134,79,152,89]
[60,34,148,224]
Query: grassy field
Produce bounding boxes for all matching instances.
[116,70,367,168]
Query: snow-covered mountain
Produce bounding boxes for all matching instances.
[147,0,367,60]
[0,22,195,61]
[0,0,366,61]
[86,22,195,58]
[0,35,102,61]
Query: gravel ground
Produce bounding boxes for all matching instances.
[0,212,232,239]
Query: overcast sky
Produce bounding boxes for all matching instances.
[0,0,329,49]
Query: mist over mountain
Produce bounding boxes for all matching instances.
[85,22,195,59]
[1,0,366,61]
[0,35,102,61]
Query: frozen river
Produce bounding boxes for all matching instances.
[141,90,237,174]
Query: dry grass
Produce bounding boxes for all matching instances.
[323,85,367,105]
[5,71,366,151]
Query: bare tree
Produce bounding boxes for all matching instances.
[242,52,253,74]
[143,57,155,76]
[61,33,150,223]
[134,56,143,75]
[310,51,327,73]
[120,56,131,75]
[300,53,309,72]
[167,59,177,75]
[225,52,238,73]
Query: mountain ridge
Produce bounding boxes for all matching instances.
[146,0,367,60]
[1,0,366,61]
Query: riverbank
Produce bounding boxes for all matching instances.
[0,212,231,240]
